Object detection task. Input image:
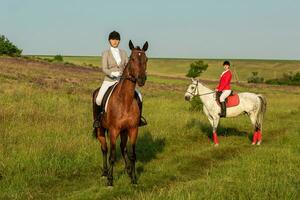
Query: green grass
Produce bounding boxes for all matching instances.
[0,57,300,199]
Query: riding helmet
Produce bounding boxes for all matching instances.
[108,31,121,40]
[223,60,230,66]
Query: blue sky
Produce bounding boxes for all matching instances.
[1,0,300,59]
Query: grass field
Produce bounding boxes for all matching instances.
[0,56,300,199]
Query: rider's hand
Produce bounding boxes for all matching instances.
[111,71,121,78]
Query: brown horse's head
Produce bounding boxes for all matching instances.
[126,40,149,87]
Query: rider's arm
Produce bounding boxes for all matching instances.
[101,51,114,76]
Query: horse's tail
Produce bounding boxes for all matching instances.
[256,94,267,131]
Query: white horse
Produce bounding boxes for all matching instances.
[184,78,267,146]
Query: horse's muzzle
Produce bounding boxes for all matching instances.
[185,95,191,101]
[137,76,147,87]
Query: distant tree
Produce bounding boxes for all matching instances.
[54,54,63,62]
[0,34,22,56]
[247,72,264,83]
[265,71,300,86]
[186,60,208,78]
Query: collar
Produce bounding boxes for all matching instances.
[110,46,119,52]
[220,69,230,77]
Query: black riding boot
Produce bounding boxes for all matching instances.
[93,105,103,128]
[219,102,226,118]
[137,99,147,127]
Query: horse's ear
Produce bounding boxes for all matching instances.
[142,41,148,51]
[191,78,196,82]
[129,40,134,50]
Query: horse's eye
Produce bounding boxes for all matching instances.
[191,86,195,89]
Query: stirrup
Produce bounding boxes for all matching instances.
[139,116,147,127]
[93,111,104,128]
[219,113,226,118]
[93,119,100,128]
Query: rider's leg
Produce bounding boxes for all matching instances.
[219,90,231,117]
[96,81,116,106]
[135,89,147,126]
[93,81,116,128]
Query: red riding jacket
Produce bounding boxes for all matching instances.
[217,69,232,91]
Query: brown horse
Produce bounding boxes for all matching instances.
[92,40,148,186]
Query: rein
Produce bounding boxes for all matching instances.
[120,63,137,83]
[120,75,136,83]
[187,81,215,97]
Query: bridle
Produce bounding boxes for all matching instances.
[186,80,215,97]
[121,49,147,83]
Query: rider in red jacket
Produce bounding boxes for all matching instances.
[216,61,232,117]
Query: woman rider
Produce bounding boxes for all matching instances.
[93,31,147,128]
[216,60,232,117]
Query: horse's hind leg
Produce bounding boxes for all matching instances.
[120,131,130,175]
[127,127,138,184]
[97,127,108,177]
[249,112,260,145]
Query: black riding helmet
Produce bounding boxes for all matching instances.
[108,31,121,40]
[223,60,230,66]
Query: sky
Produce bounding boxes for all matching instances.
[1,0,300,59]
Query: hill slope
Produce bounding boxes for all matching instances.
[0,57,299,199]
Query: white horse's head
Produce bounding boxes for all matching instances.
[184,78,199,101]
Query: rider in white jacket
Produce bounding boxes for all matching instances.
[93,31,146,128]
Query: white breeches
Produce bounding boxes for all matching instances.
[220,90,232,102]
[96,80,142,106]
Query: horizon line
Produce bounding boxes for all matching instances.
[25,54,300,62]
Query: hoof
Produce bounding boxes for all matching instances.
[101,170,108,177]
[214,143,219,147]
[106,185,113,189]
[107,180,113,187]
[257,141,262,145]
[125,167,131,177]
[251,142,256,145]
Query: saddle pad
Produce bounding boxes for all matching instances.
[217,93,240,108]
[225,94,240,107]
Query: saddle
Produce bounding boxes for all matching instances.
[100,83,141,112]
[216,91,240,108]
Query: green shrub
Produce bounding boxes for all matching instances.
[0,34,22,56]
[53,55,63,62]
[43,58,53,63]
[64,61,75,66]
[189,97,203,112]
[265,72,300,86]
[186,60,208,78]
[247,72,264,83]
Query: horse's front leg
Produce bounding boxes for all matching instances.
[127,127,138,184]
[107,128,119,186]
[204,106,220,146]
[212,118,220,146]
[97,127,108,177]
[120,131,131,175]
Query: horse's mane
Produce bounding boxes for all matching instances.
[196,79,213,92]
